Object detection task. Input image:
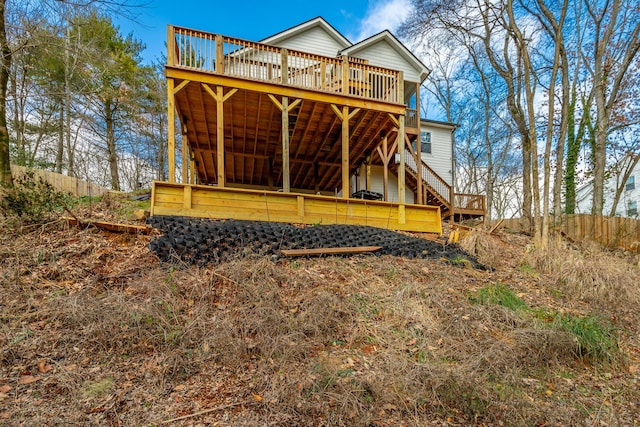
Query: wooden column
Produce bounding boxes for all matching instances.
[330,104,359,199]
[382,136,388,201]
[189,150,196,184]
[341,105,349,198]
[398,113,406,206]
[281,96,290,192]
[397,73,406,217]
[415,82,423,204]
[181,128,188,184]
[268,95,301,193]
[215,35,224,72]
[341,56,349,95]
[167,78,176,183]
[202,84,238,187]
[216,86,225,187]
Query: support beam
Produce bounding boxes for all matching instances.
[282,96,290,192]
[201,84,238,187]
[341,105,350,198]
[181,129,188,184]
[167,78,176,183]
[415,81,423,204]
[190,150,196,184]
[174,79,190,94]
[216,86,225,186]
[397,114,406,224]
[380,136,388,201]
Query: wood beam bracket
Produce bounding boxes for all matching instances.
[174,79,191,95]
[388,113,400,128]
[202,84,237,102]
[269,94,301,112]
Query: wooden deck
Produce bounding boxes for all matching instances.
[160,25,483,229]
[165,26,416,197]
[151,182,443,234]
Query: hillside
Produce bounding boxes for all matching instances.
[1,193,639,426]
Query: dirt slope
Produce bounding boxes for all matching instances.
[1,205,639,426]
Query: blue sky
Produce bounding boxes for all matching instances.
[114,0,411,64]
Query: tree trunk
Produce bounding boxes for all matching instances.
[105,98,120,190]
[56,103,64,173]
[0,0,12,187]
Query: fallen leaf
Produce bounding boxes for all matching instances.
[0,385,10,393]
[251,392,263,401]
[173,384,186,391]
[37,361,52,374]
[18,376,41,385]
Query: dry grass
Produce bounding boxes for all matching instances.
[1,219,639,425]
[525,239,640,318]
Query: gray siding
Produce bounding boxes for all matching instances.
[270,26,344,57]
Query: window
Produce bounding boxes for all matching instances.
[417,131,431,154]
[626,175,635,191]
[628,201,638,217]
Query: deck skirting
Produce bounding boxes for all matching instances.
[151,182,442,234]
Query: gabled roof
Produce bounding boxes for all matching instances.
[260,16,351,50]
[339,30,430,82]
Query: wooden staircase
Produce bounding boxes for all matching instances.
[392,155,485,220]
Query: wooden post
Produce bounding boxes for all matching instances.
[189,150,196,184]
[342,105,350,198]
[382,136,388,201]
[366,159,371,192]
[397,114,405,206]
[281,48,288,85]
[216,86,225,187]
[282,96,290,192]
[341,56,349,95]
[415,82,423,205]
[181,128,188,184]
[167,25,175,67]
[167,78,176,183]
[215,34,224,73]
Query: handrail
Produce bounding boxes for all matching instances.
[168,25,401,103]
[454,193,486,212]
[403,155,451,205]
[405,108,418,129]
[402,156,485,215]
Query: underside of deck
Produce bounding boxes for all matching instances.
[151,182,443,234]
[170,68,408,192]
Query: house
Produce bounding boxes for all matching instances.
[576,155,640,218]
[150,17,485,233]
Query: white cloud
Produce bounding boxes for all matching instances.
[352,0,412,41]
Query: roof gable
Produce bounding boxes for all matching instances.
[340,31,429,82]
[261,17,351,53]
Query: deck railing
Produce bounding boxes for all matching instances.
[454,193,486,213]
[168,26,401,103]
[405,108,418,129]
[404,154,452,205]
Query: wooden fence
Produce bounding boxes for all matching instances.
[494,214,640,250]
[10,165,110,198]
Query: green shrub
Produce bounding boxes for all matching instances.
[0,172,75,223]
